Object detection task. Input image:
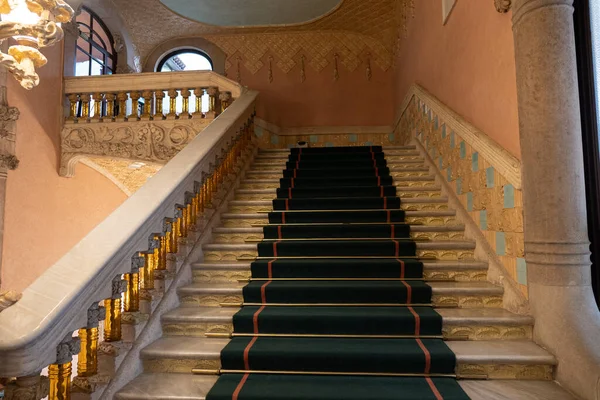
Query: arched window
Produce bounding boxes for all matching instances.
[75,7,117,76]
[156,49,213,72]
[155,49,213,114]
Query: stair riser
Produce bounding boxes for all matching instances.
[221,216,460,228]
[211,231,464,243]
[244,171,433,180]
[234,192,445,201]
[249,161,428,170]
[192,268,486,283]
[160,321,532,341]
[226,204,450,213]
[254,152,423,161]
[143,359,220,374]
[252,155,424,165]
[177,293,501,309]
[238,181,440,190]
[202,249,476,262]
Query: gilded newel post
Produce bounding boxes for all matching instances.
[511,1,600,398]
[104,276,127,342]
[49,335,80,400]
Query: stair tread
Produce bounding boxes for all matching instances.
[162,307,239,323]
[448,340,556,364]
[221,210,456,218]
[141,336,229,359]
[115,373,218,400]
[236,187,442,194]
[459,380,576,400]
[241,176,436,183]
[192,260,488,270]
[229,198,449,205]
[212,225,466,233]
[202,240,476,250]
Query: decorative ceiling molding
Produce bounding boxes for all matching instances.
[159,0,343,28]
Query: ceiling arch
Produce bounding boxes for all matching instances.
[159,0,343,27]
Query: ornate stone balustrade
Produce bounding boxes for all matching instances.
[0,85,258,399]
[60,71,240,177]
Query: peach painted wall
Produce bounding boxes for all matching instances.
[234,59,394,128]
[1,45,128,292]
[394,1,520,158]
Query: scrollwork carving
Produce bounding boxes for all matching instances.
[0,290,22,312]
[494,0,512,13]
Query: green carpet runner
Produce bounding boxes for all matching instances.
[206,146,470,400]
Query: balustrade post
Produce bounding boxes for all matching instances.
[154,91,165,120]
[103,276,127,342]
[219,92,232,113]
[201,172,210,211]
[140,90,153,121]
[175,204,188,238]
[164,218,177,255]
[167,89,178,119]
[193,87,204,118]
[116,92,128,122]
[48,335,80,400]
[206,87,218,119]
[79,94,91,122]
[149,233,166,291]
[76,303,105,378]
[104,93,116,121]
[194,180,203,217]
[123,255,143,313]
[90,93,103,123]
[67,94,79,123]
[129,92,141,121]
[181,89,191,119]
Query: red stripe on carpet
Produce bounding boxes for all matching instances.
[380,186,384,197]
[277,226,282,239]
[291,179,294,188]
[288,188,293,199]
[232,373,250,400]
[384,197,387,210]
[243,337,259,370]
[285,199,289,210]
[394,240,400,257]
[391,224,395,239]
[425,378,444,400]
[282,212,286,224]
[415,338,432,374]
[296,161,299,170]
[398,258,405,278]
[252,305,266,334]
[272,241,279,257]
[375,167,379,177]
[298,148,302,155]
[267,260,274,279]
[387,210,391,224]
[260,280,272,304]
[378,176,381,186]
[401,280,412,303]
[407,306,421,336]
[293,169,297,178]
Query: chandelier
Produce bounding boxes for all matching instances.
[0,0,74,89]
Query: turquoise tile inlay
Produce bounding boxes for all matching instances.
[447,167,452,182]
[517,258,528,285]
[467,192,473,211]
[438,156,443,169]
[388,133,395,142]
[434,115,439,130]
[450,131,456,148]
[254,126,264,137]
[270,135,279,145]
[472,152,479,172]
[496,232,506,256]
[309,135,319,143]
[349,134,358,143]
[460,141,466,159]
[504,184,515,209]
[441,124,447,138]
[480,210,488,230]
[325,142,334,147]
[486,167,495,188]
[456,178,462,195]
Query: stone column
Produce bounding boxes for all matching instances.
[512,1,600,398]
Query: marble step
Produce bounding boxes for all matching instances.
[176,281,503,308]
[161,306,532,341]
[191,258,486,282]
[248,160,428,170]
[219,211,460,228]
[257,146,418,154]
[211,223,466,242]
[238,177,439,191]
[138,336,553,380]
[245,166,432,176]
[115,375,574,400]
[234,188,445,201]
[201,240,476,262]
[226,198,450,213]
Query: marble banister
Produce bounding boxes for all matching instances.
[0,88,258,381]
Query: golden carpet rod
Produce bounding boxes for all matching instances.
[238,256,436,261]
[238,278,455,283]
[246,238,428,242]
[192,369,479,379]
[206,332,444,339]
[251,222,424,227]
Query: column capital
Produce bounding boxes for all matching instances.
[55,335,80,365]
[512,0,574,25]
[85,302,106,329]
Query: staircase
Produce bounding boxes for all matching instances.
[115,145,574,400]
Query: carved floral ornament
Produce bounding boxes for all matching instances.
[494,0,512,13]
[0,0,74,89]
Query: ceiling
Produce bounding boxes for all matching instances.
[159,0,343,27]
